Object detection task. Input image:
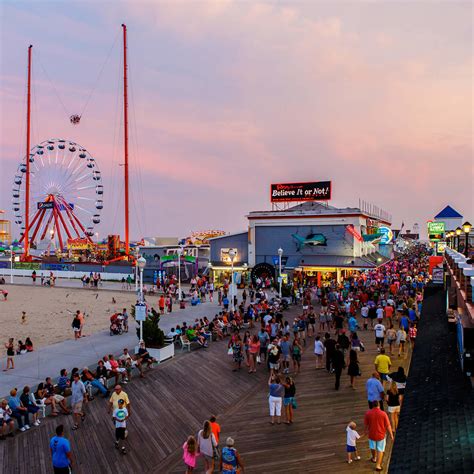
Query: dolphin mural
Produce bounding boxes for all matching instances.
[292,233,327,251]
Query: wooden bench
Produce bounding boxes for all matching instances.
[179,335,204,352]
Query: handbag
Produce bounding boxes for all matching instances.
[227,347,233,355]
[256,354,261,363]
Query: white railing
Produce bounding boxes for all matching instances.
[0,268,131,281]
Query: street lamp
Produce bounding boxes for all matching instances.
[137,256,146,342]
[177,246,183,302]
[134,246,140,292]
[455,227,462,252]
[277,247,283,298]
[95,232,99,244]
[462,221,472,257]
[229,249,236,312]
[9,245,14,284]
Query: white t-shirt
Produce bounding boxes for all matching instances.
[361,306,369,318]
[376,308,384,319]
[263,314,272,325]
[374,324,386,338]
[197,430,216,457]
[346,426,360,447]
[113,407,128,428]
[314,340,325,355]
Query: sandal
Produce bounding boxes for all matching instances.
[72,424,79,430]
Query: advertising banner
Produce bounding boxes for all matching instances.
[379,226,394,245]
[67,238,92,250]
[428,221,445,241]
[270,181,332,202]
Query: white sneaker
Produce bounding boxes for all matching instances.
[34,421,40,426]
[20,427,26,432]
[25,425,31,430]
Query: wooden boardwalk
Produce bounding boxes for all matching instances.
[0,311,411,474]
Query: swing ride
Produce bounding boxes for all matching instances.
[13,25,133,263]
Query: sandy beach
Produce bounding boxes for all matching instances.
[1,285,138,350]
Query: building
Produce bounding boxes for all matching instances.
[210,201,392,286]
[0,210,11,244]
[434,205,463,232]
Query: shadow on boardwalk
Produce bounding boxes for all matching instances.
[0,315,411,474]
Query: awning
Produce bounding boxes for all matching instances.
[297,253,390,269]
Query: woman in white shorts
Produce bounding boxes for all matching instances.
[268,374,284,425]
[386,381,400,431]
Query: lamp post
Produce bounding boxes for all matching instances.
[462,221,472,257]
[177,246,183,302]
[134,246,140,292]
[137,256,146,342]
[277,247,283,298]
[455,227,462,253]
[229,249,236,312]
[9,245,14,284]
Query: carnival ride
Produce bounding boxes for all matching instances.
[12,25,135,263]
[13,139,103,251]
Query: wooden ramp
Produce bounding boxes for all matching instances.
[0,315,411,474]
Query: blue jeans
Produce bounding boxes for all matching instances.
[12,408,29,428]
[86,379,107,395]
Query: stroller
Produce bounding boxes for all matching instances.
[109,313,124,336]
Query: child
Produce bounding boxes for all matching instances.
[112,399,129,454]
[183,435,199,473]
[21,312,27,324]
[346,421,361,464]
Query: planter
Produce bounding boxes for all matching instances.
[135,343,175,363]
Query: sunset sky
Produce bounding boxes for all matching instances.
[1,1,472,240]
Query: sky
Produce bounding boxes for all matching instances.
[0,0,472,241]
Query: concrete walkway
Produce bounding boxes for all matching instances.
[0,295,232,397]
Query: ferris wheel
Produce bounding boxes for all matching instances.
[13,138,103,250]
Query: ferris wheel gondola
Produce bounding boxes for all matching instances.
[13,138,103,250]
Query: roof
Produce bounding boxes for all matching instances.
[389,285,474,473]
[208,231,248,242]
[434,205,463,219]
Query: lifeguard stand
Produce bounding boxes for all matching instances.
[0,210,11,244]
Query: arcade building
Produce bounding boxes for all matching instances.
[209,200,393,287]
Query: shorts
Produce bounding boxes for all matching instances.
[54,395,65,403]
[115,427,126,440]
[292,354,301,362]
[269,362,280,370]
[72,402,83,414]
[73,328,80,332]
[283,397,295,407]
[53,467,71,474]
[282,355,291,362]
[346,445,357,453]
[379,373,389,381]
[388,405,400,414]
[369,438,386,452]
[375,337,384,345]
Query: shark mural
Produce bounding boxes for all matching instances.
[292,232,327,251]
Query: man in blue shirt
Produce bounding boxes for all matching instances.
[400,314,409,331]
[366,372,385,411]
[8,388,29,431]
[408,307,417,323]
[50,424,72,474]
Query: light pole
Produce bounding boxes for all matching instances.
[462,221,472,257]
[177,246,183,303]
[134,246,140,293]
[277,247,283,298]
[456,227,462,253]
[9,245,14,284]
[137,256,146,342]
[95,232,99,244]
[229,249,236,312]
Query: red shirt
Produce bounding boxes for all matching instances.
[364,408,390,441]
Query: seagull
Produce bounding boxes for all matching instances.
[94,293,99,299]
[66,293,70,298]
[112,297,116,304]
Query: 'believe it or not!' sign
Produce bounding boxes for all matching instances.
[270,181,332,202]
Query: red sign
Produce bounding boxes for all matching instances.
[270,181,332,203]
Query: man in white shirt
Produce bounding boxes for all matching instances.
[374,321,386,351]
[314,335,325,369]
[376,306,384,320]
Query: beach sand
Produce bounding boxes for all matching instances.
[1,285,138,350]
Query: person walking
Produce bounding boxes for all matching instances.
[71,373,86,430]
[291,337,303,374]
[331,344,346,390]
[220,437,245,473]
[386,381,400,432]
[387,366,407,405]
[113,398,129,454]
[374,348,392,385]
[50,425,72,474]
[183,435,199,473]
[313,335,325,369]
[268,374,284,425]
[323,333,336,373]
[347,349,361,389]
[248,335,260,373]
[366,372,385,411]
[197,420,217,474]
[72,313,81,340]
[364,400,394,471]
[230,335,244,372]
[4,338,15,371]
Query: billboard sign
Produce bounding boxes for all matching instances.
[379,226,394,245]
[428,221,445,241]
[270,181,332,203]
[221,248,238,264]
